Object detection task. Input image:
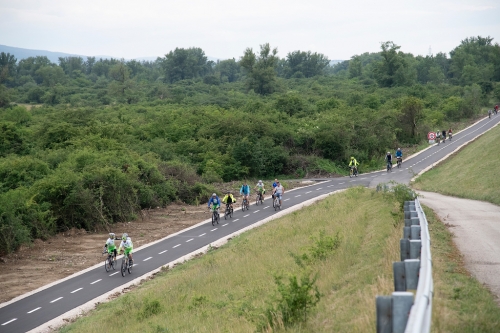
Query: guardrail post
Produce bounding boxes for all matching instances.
[410,217,420,226]
[404,211,418,219]
[392,292,414,333]
[409,240,421,259]
[410,225,421,240]
[400,238,410,261]
[404,259,420,290]
[376,296,392,333]
[393,262,406,291]
[403,226,411,239]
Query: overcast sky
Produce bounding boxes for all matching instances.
[1,0,499,60]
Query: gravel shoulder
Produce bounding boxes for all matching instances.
[417,190,500,305]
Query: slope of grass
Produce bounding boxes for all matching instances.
[58,187,500,333]
[413,124,500,205]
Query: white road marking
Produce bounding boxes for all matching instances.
[186,238,194,242]
[254,210,260,213]
[306,191,312,194]
[284,198,290,201]
[27,307,41,314]
[50,297,63,303]
[159,250,168,254]
[360,178,366,180]
[316,188,322,190]
[339,182,345,184]
[295,195,301,197]
[143,257,152,261]
[198,233,206,237]
[327,185,334,187]
[173,244,181,248]
[349,180,356,182]
[233,219,239,222]
[372,175,377,177]
[71,288,83,293]
[244,214,249,217]
[1,318,17,325]
[109,272,119,276]
[222,223,228,226]
[210,228,217,232]
[263,206,269,209]
[90,279,102,284]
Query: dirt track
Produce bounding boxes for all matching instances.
[418,190,500,305]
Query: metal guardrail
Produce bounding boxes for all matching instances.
[376,198,433,333]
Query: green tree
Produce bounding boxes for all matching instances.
[399,96,424,139]
[240,43,279,95]
[161,47,210,83]
[214,58,240,82]
[285,50,330,78]
[374,42,416,87]
[0,52,17,84]
[348,55,362,78]
[35,66,66,87]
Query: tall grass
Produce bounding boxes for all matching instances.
[413,125,500,205]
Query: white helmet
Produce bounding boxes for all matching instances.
[122,233,128,240]
[109,232,115,239]
[212,193,216,197]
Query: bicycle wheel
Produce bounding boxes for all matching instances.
[212,213,215,226]
[255,195,259,206]
[105,257,111,272]
[230,207,233,218]
[242,200,246,211]
[121,259,126,277]
[216,212,220,224]
[349,168,353,178]
[128,259,132,274]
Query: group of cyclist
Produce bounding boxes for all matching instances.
[489,104,499,118]
[206,179,285,214]
[435,128,453,143]
[103,232,133,266]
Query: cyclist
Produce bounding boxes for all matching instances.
[435,130,441,143]
[495,104,499,114]
[118,233,133,267]
[395,148,403,165]
[488,109,492,118]
[272,181,285,206]
[222,191,236,210]
[103,232,117,262]
[448,128,453,139]
[348,156,359,174]
[385,151,393,170]
[255,180,265,201]
[441,130,447,142]
[240,182,250,206]
[271,179,278,200]
[207,193,221,215]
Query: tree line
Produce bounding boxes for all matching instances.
[0,36,499,254]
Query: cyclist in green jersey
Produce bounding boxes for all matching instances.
[118,233,134,267]
[103,232,117,261]
[255,180,266,201]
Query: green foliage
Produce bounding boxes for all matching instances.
[376,182,416,210]
[137,298,163,320]
[259,273,321,330]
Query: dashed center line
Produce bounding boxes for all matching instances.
[143,257,152,261]
[71,288,83,293]
[295,195,301,197]
[186,238,194,242]
[233,219,239,222]
[173,244,181,248]
[1,318,17,325]
[339,182,345,184]
[27,307,41,314]
[350,180,356,182]
[263,206,269,209]
[210,228,217,232]
[244,214,249,217]
[306,191,312,193]
[284,198,290,201]
[109,272,119,276]
[222,223,228,226]
[254,210,260,213]
[316,188,322,190]
[327,185,334,187]
[360,178,366,180]
[198,233,206,237]
[50,297,63,303]
[159,250,168,254]
[90,279,101,284]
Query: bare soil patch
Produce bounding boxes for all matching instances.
[0,180,303,304]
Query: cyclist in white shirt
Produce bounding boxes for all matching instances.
[272,181,285,206]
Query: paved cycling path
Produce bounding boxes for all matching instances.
[1,114,499,333]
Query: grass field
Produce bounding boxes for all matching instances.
[58,187,500,333]
[413,123,500,205]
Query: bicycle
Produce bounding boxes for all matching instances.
[241,197,249,211]
[396,157,402,168]
[102,251,116,272]
[211,206,220,226]
[121,254,132,276]
[436,136,440,146]
[255,191,264,205]
[349,166,358,178]
[224,203,233,220]
[386,161,392,172]
[274,194,281,211]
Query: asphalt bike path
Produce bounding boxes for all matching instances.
[1,114,499,332]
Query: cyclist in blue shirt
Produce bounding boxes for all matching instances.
[240,182,250,205]
[207,193,221,215]
[271,179,278,200]
[395,148,403,161]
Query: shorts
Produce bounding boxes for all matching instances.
[124,248,133,256]
[275,193,282,199]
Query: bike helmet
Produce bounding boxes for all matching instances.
[122,233,128,240]
[109,232,115,239]
[258,180,262,183]
[227,191,230,194]
[397,148,401,151]
[350,156,354,160]
[387,152,390,154]
[212,193,216,197]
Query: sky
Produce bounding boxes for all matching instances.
[1,0,499,61]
